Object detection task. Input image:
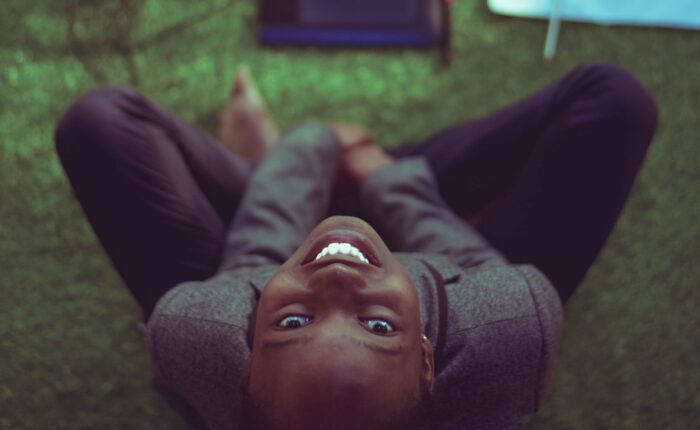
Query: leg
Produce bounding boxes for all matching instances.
[55,86,253,318]
[389,64,658,303]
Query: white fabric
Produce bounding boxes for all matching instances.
[487,0,700,29]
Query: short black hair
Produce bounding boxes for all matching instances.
[238,368,436,430]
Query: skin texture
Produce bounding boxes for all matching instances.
[248,216,435,430]
[218,66,281,164]
[325,121,395,186]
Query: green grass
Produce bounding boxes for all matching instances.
[1,0,699,429]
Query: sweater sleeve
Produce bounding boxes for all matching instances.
[517,265,564,412]
[358,156,508,269]
[145,266,279,430]
[217,121,341,272]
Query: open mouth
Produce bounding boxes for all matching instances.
[302,232,381,267]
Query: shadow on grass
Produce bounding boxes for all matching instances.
[4,0,237,86]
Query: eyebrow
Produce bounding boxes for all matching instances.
[262,334,403,356]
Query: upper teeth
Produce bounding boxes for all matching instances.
[314,242,370,264]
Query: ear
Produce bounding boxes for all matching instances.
[420,338,435,395]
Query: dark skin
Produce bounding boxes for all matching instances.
[248,216,435,430]
[220,69,435,429]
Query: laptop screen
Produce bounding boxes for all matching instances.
[299,0,421,25]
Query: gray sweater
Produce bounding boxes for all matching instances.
[146,122,563,430]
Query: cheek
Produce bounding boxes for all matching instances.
[248,351,281,401]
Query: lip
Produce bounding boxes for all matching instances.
[301,230,381,267]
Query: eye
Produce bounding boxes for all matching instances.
[361,318,395,335]
[277,315,312,329]
[276,315,395,335]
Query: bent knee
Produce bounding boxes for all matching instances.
[577,63,659,137]
[54,85,139,156]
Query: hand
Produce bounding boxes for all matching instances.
[341,143,394,184]
[325,122,375,150]
[324,122,392,190]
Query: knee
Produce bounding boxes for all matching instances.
[54,85,139,158]
[575,63,659,139]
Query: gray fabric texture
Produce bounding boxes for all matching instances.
[146,121,564,430]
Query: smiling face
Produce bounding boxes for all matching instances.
[248,216,435,430]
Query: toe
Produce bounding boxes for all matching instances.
[232,73,245,97]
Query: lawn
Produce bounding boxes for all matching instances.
[1,0,699,429]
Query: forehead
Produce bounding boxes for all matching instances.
[252,331,413,393]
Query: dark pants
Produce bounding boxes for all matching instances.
[55,63,658,318]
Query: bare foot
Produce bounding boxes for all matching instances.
[218,66,280,164]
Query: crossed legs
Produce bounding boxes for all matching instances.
[55,63,657,318]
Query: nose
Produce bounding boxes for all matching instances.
[307,263,367,304]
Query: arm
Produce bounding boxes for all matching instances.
[146,267,278,430]
[352,150,562,426]
[517,264,564,411]
[147,122,343,429]
[358,155,508,268]
[216,121,341,272]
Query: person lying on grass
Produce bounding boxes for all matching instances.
[55,64,657,430]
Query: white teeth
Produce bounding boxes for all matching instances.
[314,242,370,264]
